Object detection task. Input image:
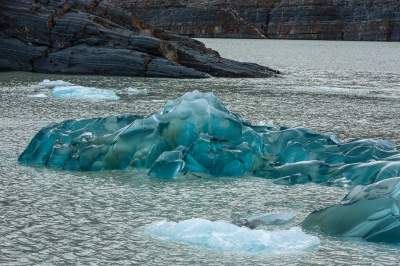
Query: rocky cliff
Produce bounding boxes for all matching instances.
[113,0,400,41]
[0,0,278,78]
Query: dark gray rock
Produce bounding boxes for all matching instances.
[113,0,400,41]
[33,44,208,78]
[146,57,209,78]
[0,0,278,78]
[0,35,47,71]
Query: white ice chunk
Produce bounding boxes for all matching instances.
[38,79,73,88]
[29,93,48,98]
[36,79,119,101]
[52,85,119,101]
[126,87,148,95]
[144,218,319,254]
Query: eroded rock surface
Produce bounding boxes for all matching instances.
[113,0,400,41]
[0,0,278,78]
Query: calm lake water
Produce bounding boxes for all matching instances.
[1,39,400,265]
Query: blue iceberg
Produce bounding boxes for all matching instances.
[144,218,319,254]
[35,79,119,101]
[19,91,400,184]
[302,177,400,243]
[52,85,119,101]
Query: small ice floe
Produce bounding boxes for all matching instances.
[234,211,297,229]
[126,87,148,95]
[36,79,119,101]
[38,79,73,88]
[144,218,319,254]
[29,93,48,98]
[52,85,119,100]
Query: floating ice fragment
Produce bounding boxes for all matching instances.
[144,218,319,254]
[234,211,297,229]
[52,86,119,100]
[29,93,48,98]
[126,87,148,95]
[38,79,73,88]
[52,85,119,100]
[19,90,400,184]
[36,79,119,101]
[303,177,400,243]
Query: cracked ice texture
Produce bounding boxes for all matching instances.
[19,91,400,185]
[303,177,400,243]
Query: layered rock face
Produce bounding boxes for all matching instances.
[0,0,278,78]
[114,0,400,41]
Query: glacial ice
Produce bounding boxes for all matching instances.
[52,85,119,100]
[36,79,119,100]
[19,90,400,185]
[38,79,73,88]
[302,177,400,243]
[234,211,297,229]
[144,218,319,254]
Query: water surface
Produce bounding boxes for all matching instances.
[1,39,400,265]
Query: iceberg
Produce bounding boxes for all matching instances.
[35,79,119,101]
[38,79,73,88]
[302,177,400,243]
[19,90,400,184]
[234,211,297,229]
[52,85,119,100]
[144,218,319,254]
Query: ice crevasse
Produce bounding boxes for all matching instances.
[19,90,400,185]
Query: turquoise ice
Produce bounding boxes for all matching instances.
[303,177,400,243]
[19,91,400,184]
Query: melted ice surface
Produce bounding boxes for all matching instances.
[144,218,319,254]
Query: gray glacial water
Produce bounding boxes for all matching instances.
[1,39,400,265]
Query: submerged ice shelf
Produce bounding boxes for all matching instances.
[144,218,319,254]
[19,90,400,186]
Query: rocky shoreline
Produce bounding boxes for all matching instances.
[0,0,278,78]
[114,0,400,41]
